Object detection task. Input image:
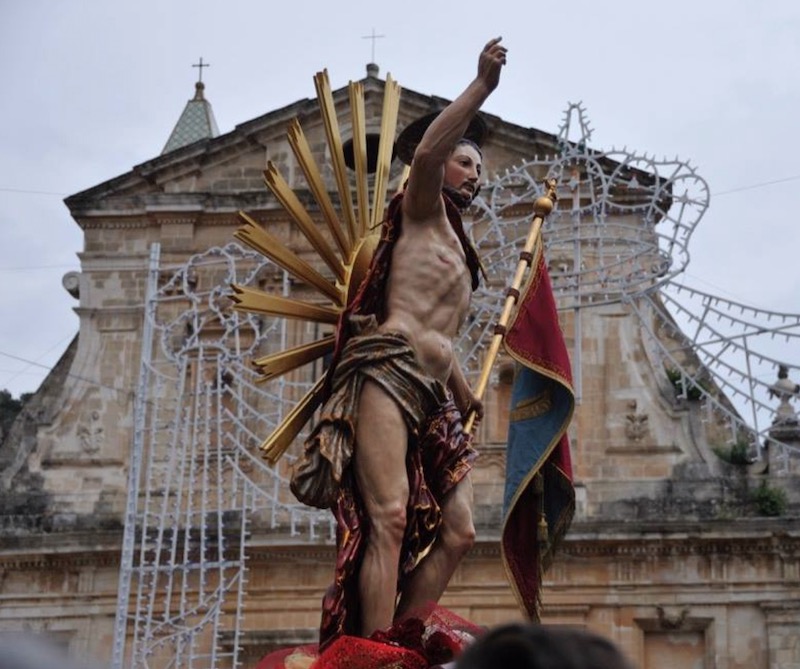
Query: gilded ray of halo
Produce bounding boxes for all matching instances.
[349,81,370,240]
[232,68,403,463]
[229,285,340,324]
[234,211,344,306]
[371,75,401,229]
[260,377,327,463]
[287,119,351,259]
[251,336,335,382]
[262,163,346,285]
[314,69,358,247]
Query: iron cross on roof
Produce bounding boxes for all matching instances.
[192,57,210,83]
[361,28,385,64]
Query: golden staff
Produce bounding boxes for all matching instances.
[464,178,558,434]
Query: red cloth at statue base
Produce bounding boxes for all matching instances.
[253,604,483,669]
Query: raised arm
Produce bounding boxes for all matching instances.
[403,37,507,220]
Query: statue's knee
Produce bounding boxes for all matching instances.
[370,502,407,546]
[457,521,476,553]
[443,517,475,556]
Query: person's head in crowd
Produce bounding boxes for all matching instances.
[454,622,637,669]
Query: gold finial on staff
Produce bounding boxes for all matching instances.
[464,178,558,434]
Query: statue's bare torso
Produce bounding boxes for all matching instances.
[381,207,472,384]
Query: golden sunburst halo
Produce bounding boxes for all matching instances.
[230,70,402,463]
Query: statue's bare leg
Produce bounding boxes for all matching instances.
[354,379,410,638]
[394,474,475,620]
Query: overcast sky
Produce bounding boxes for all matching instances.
[1,0,799,398]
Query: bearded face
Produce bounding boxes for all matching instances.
[442,184,480,210]
[443,143,483,210]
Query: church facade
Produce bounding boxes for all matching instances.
[0,66,798,669]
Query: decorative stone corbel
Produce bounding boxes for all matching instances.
[625,399,650,441]
[656,605,689,630]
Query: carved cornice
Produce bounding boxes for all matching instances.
[151,217,198,226]
[76,196,320,230]
[760,601,800,622]
[244,525,800,563]
[1,522,796,571]
[80,219,152,230]
[0,546,121,570]
[247,544,336,564]
[562,520,800,558]
[40,455,126,468]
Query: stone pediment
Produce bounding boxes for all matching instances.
[64,71,561,222]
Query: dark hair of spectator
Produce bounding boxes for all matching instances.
[454,622,637,669]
